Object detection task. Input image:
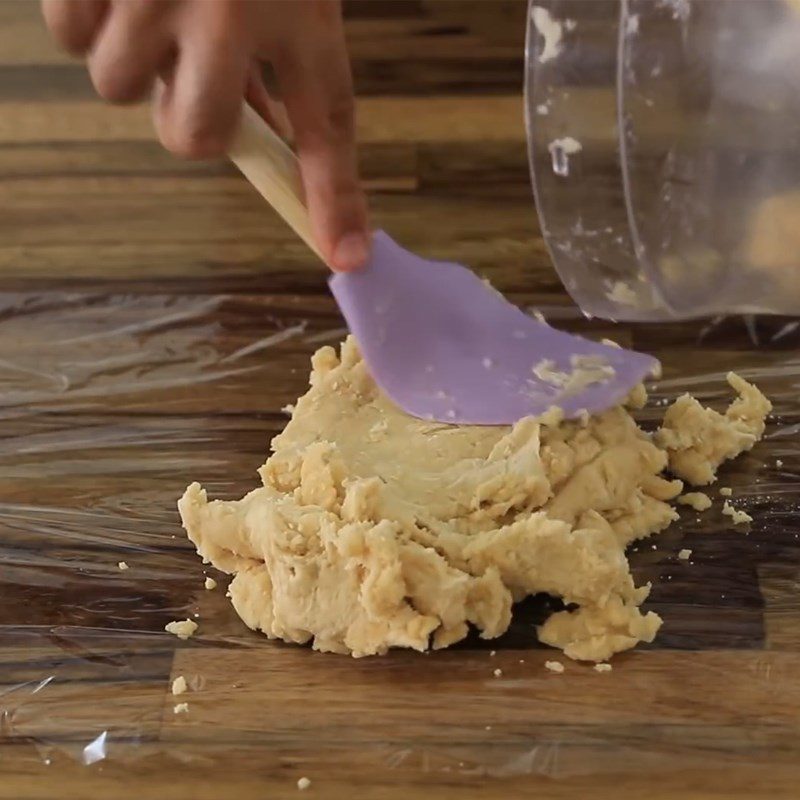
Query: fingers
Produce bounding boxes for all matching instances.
[87,2,173,104]
[275,2,368,271]
[153,4,249,159]
[41,0,107,56]
[43,0,369,276]
[43,0,168,103]
[245,62,293,141]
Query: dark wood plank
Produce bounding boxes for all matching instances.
[0,1,799,798]
[0,1,528,98]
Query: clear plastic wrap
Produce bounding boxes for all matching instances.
[2,291,799,793]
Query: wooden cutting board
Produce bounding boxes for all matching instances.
[1,2,799,798]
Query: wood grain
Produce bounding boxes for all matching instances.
[1,2,799,799]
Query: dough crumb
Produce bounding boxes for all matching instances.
[489,650,496,657]
[204,576,217,590]
[173,702,189,714]
[776,459,784,468]
[531,5,564,63]
[548,137,582,177]
[548,136,582,156]
[677,492,712,511]
[533,358,565,385]
[626,382,648,410]
[545,660,565,673]
[171,676,188,696]
[297,777,311,791]
[117,561,129,571]
[722,500,753,525]
[649,361,663,380]
[537,404,564,426]
[720,487,733,496]
[532,355,614,396]
[481,276,504,298]
[165,619,198,640]
[607,280,640,307]
[493,668,503,678]
[678,548,692,560]
[593,663,612,673]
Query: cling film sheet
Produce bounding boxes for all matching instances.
[1,291,799,792]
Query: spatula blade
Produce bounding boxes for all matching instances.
[330,231,658,425]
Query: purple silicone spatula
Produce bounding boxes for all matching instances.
[230,105,658,425]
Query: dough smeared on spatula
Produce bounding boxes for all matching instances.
[179,338,770,662]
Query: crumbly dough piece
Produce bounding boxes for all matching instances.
[179,339,770,662]
[722,500,753,525]
[165,619,198,640]
[654,373,771,485]
[677,492,712,511]
[606,280,640,307]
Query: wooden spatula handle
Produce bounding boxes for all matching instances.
[228,103,324,262]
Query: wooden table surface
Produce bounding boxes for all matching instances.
[2,2,800,798]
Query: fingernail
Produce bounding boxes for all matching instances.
[332,232,369,272]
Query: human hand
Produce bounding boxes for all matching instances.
[41,0,369,271]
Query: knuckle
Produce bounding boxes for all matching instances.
[326,92,356,138]
[309,0,342,24]
[42,2,93,54]
[90,65,147,104]
[330,179,363,206]
[125,0,164,24]
[304,165,363,213]
[301,92,356,149]
[166,124,228,160]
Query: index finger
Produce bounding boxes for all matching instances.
[274,2,369,272]
[41,0,107,55]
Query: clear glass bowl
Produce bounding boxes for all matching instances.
[526,0,800,320]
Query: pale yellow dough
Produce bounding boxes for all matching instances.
[654,373,770,485]
[677,492,712,512]
[179,338,770,662]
